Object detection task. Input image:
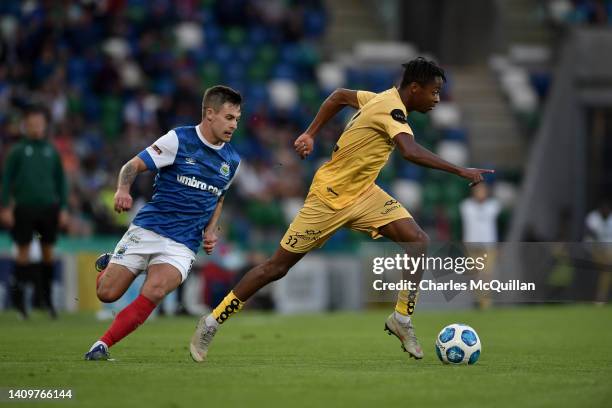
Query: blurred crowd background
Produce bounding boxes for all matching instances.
[0,0,610,313]
[0,0,329,249]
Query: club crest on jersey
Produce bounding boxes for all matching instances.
[219,162,230,178]
[185,157,196,165]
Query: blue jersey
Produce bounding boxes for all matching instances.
[133,125,240,253]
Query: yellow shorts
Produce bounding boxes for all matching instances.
[280,184,412,253]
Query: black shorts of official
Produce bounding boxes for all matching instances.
[11,205,60,246]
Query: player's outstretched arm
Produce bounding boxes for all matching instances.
[395,133,494,186]
[114,156,148,213]
[295,88,360,159]
[202,196,224,254]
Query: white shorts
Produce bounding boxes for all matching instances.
[109,224,196,283]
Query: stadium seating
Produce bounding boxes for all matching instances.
[0,0,481,248]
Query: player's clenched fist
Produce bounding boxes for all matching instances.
[203,230,218,255]
[114,189,133,213]
[294,133,314,159]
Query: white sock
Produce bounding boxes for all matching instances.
[394,311,412,324]
[205,314,219,328]
[90,340,108,351]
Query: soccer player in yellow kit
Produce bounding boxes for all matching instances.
[190,57,494,362]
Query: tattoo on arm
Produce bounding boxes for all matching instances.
[118,161,137,188]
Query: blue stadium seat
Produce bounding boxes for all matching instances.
[398,164,424,181]
[272,64,298,81]
[204,25,222,47]
[224,61,246,82]
[303,10,327,38]
[444,128,467,142]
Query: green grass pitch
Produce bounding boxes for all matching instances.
[1,305,611,408]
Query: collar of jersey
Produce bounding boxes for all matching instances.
[391,87,409,117]
[391,86,402,103]
[195,124,225,150]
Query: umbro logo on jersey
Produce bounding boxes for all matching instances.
[176,174,223,196]
[185,157,196,165]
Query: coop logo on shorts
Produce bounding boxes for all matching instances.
[219,162,230,178]
[381,199,401,215]
[216,298,241,323]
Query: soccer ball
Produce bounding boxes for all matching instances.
[435,323,481,365]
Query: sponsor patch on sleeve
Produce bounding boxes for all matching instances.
[390,109,407,124]
[151,144,162,155]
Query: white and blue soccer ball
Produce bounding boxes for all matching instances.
[435,323,481,365]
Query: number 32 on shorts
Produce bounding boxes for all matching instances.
[284,235,298,248]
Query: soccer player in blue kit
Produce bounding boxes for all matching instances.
[84,86,242,360]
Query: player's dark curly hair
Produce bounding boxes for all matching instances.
[400,57,446,88]
[23,104,50,120]
[202,85,242,114]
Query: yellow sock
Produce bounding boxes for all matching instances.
[212,291,244,324]
[395,290,418,316]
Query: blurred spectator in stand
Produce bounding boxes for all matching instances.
[460,183,501,243]
[584,199,612,304]
[546,0,612,26]
[546,209,575,302]
[460,183,501,309]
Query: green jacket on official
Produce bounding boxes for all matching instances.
[1,138,67,209]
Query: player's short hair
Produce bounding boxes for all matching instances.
[23,104,50,120]
[202,85,242,115]
[400,57,446,88]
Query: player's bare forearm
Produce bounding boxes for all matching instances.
[305,88,359,137]
[202,196,224,254]
[395,133,494,185]
[117,157,147,191]
[117,162,137,190]
[405,142,464,174]
[295,89,360,158]
[396,133,462,175]
[114,157,147,212]
[205,196,224,233]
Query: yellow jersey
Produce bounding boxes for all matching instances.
[309,87,414,210]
